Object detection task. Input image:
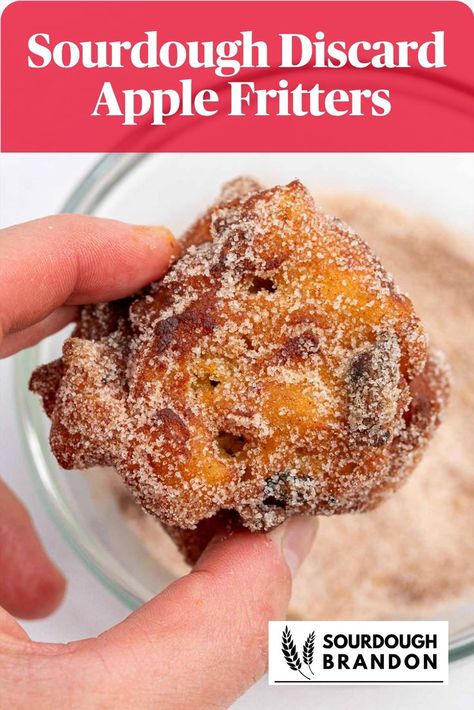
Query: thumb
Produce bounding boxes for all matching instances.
[68,518,317,709]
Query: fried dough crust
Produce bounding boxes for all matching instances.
[30,179,449,562]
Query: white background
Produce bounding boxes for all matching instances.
[1,153,473,709]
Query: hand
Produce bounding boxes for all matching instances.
[0,215,317,709]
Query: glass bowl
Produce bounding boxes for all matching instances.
[14,153,474,661]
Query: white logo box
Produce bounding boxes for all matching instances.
[268,620,448,686]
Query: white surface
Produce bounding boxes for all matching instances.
[0,153,473,709]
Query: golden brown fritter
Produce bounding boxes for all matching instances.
[30,179,449,563]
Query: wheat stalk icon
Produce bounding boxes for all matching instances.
[281,626,315,680]
[303,631,315,675]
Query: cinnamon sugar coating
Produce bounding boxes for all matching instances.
[30,179,449,559]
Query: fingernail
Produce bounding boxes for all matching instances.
[270,517,318,577]
[133,225,179,256]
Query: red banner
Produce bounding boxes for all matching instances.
[1,1,473,151]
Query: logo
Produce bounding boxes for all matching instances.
[281,626,315,680]
[269,621,449,685]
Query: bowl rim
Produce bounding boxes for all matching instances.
[15,345,150,611]
[14,151,474,663]
[15,154,153,611]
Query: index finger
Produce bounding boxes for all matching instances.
[0,214,178,338]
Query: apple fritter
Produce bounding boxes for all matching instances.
[30,179,449,562]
